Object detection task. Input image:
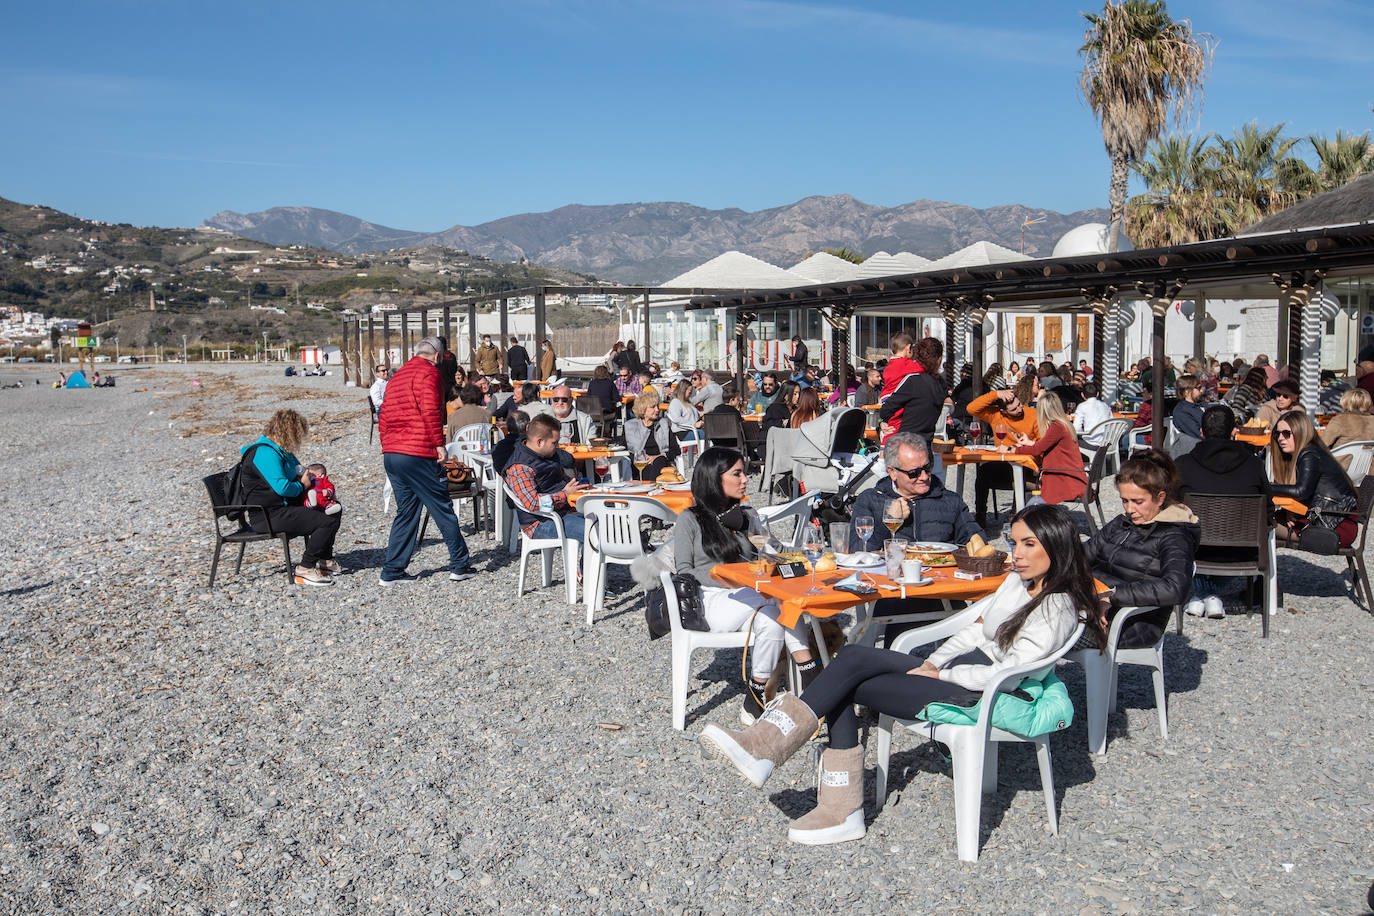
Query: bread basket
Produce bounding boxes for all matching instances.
[952,548,1007,576]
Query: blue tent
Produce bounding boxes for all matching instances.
[64,371,90,389]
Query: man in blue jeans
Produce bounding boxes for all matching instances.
[503,413,588,543]
[377,336,478,585]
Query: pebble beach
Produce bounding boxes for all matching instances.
[0,363,1370,914]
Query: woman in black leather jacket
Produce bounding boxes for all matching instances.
[1270,410,1359,548]
[1083,450,1200,649]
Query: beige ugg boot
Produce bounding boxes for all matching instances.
[698,693,818,789]
[787,745,866,845]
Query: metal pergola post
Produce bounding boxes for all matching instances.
[499,297,509,370]
[468,302,478,370]
[367,317,377,381]
[382,312,392,368]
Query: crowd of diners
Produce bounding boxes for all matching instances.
[225,329,1368,846]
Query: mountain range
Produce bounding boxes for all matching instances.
[203,195,1109,285]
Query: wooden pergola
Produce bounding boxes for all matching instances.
[683,222,1374,447]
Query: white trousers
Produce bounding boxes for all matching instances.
[702,585,809,681]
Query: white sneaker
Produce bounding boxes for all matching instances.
[1203,596,1225,618]
[1183,599,1205,617]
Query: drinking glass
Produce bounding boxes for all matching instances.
[594,456,610,482]
[802,527,826,595]
[748,533,771,575]
[882,499,905,536]
[828,522,849,556]
[632,453,649,479]
[968,420,982,445]
[884,538,910,580]
[854,514,873,555]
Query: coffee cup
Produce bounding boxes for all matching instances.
[901,558,924,582]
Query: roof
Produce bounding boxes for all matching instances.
[789,251,866,283]
[852,251,922,278]
[925,240,1029,271]
[683,222,1374,314]
[1244,173,1374,234]
[659,251,809,289]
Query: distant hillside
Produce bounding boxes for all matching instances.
[204,195,1110,283]
[0,197,595,351]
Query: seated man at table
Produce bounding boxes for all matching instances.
[504,413,588,543]
[966,375,1039,527]
[850,432,983,551]
[689,369,724,413]
[747,371,781,413]
[1071,381,1113,447]
[1175,405,1270,618]
[544,384,596,443]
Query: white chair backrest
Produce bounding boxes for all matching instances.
[933,402,952,440]
[1333,440,1374,481]
[580,495,676,560]
[757,492,815,548]
[452,423,491,450]
[659,569,685,633]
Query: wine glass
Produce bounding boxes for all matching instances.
[593,456,610,483]
[995,422,1009,444]
[968,420,982,445]
[748,533,771,575]
[632,452,649,480]
[882,499,905,536]
[802,526,826,595]
[854,514,873,556]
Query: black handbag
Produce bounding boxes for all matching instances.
[644,573,708,640]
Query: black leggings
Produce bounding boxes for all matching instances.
[251,505,341,567]
[798,645,984,750]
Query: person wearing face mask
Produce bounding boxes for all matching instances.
[538,339,558,381]
[1080,450,1199,649]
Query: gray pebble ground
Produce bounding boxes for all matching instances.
[0,363,1370,915]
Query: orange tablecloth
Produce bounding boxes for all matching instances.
[1236,430,1271,447]
[942,447,1040,472]
[559,444,624,462]
[568,485,695,515]
[712,562,1005,629]
[1273,495,1307,515]
[540,387,587,399]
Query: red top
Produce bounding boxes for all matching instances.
[379,356,445,458]
[1014,421,1087,505]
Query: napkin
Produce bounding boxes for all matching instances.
[835,571,877,589]
[836,551,882,565]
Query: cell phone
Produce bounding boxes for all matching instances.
[835,582,878,596]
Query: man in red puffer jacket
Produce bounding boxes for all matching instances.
[378,336,478,585]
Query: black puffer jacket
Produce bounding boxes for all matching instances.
[1270,445,1357,526]
[1085,504,1200,648]
[879,371,946,447]
[848,475,982,549]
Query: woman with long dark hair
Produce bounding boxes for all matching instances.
[699,504,1098,846]
[879,336,947,449]
[672,447,817,723]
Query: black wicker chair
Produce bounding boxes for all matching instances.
[367,396,379,444]
[203,472,295,587]
[1183,492,1273,637]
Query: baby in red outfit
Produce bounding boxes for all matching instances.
[880,333,924,441]
[305,463,342,515]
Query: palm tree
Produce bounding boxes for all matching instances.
[1207,121,1304,233]
[1304,129,1373,192]
[1079,0,1212,251]
[1126,133,1218,246]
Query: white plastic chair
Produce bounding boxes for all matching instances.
[1062,604,1172,756]
[675,436,704,476]
[756,492,815,548]
[451,422,493,451]
[659,569,753,731]
[1079,417,1132,476]
[875,607,1085,863]
[1332,440,1374,481]
[580,495,678,625]
[502,481,580,605]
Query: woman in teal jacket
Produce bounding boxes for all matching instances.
[238,409,341,587]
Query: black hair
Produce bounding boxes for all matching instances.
[505,409,531,437]
[527,413,560,438]
[776,379,800,408]
[687,446,748,564]
[996,504,1103,650]
[1082,381,1097,398]
[519,382,539,402]
[762,371,780,385]
[1200,404,1235,439]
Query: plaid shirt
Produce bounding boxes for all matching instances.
[615,375,643,396]
[505,462,569,536]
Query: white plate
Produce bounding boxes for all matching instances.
[892,576,935,587]
[659,482,692,491]
[908,541,957,552]
[612,483,654,494]
[836,553,885,571]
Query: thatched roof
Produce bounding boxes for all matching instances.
[1245,173,1374,233]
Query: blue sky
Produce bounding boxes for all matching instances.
[3,0,1371,231]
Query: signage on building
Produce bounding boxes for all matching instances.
[1361,314,1374,336]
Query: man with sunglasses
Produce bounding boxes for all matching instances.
[847,432,982,550]
[541,384,595,443]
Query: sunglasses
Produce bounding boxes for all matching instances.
[893,462,934,480]
[1275,429,1294,439]
[551,397,571,403]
